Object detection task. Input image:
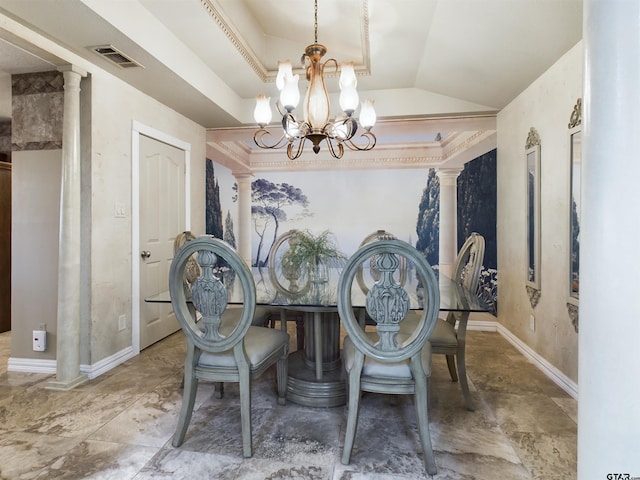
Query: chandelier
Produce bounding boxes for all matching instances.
[253,0,377,160]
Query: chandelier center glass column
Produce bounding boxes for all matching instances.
[253,0,377,160]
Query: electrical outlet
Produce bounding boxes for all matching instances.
[529,314,535,332]
[118,314,127,331]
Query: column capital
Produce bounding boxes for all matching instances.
[57,64,88,77]
[234,173,255,183]
[435,168,462,186]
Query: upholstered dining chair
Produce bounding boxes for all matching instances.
[266,229,306,349]
[338,239,440,476]
[403,232,485,411]
[169,236,289,458]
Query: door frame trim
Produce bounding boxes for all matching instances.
[131,121,191,354]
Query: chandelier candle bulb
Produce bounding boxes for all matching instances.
[360,99,377,129]
[280,73,300,112]
[254,94,272,126]
[276,60,293,91]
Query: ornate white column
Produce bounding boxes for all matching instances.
[579,1,640,477]
[436,168,461,277]
[235,173,254,266]
[47,66,87,391]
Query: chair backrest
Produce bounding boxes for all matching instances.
[453,232,485,294]
[338,239,440,362]
[356,230,407,294]
[169,236,256,353]
[173,231,201,299]
[267,229,310,295]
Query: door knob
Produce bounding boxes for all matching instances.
[141,250,151,259]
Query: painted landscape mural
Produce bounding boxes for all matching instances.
[206,149,497,313]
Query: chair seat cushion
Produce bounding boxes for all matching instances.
[430,318,457,347]
[198,326,288,369]
[343,332,431,379]
[221,305,272,326]
[402,312,458,348]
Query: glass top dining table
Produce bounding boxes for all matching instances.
[145,266,488,313]
[146,266,490,407]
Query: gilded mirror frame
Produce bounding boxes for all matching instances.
[525,127,541,307]
[567,99,581,332]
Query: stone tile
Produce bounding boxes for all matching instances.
[0,386,89,432]
[25,392,136,438]
[509,431,577,479]
[88,383,185,448]
[0,330,577,479]
[134,448,243,479]
[551,396,578,424]
[430,402,521,464]
[482,392,577,436]
[31,440,159,480]
[433,451,533,479]
[0,431,83,479]
[336,403,433,479]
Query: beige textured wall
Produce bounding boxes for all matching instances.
[10,68,206,368]
[497,41,583,382]
[11,149,61,360]
[88,71,206,364]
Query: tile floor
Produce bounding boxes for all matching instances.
[0,326,577,479]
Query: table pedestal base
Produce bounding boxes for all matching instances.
[286,350,346,407]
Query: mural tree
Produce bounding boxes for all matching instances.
[224,211,236,248]
[205,159,224,238]
[251,178,309,267]
[415,168,440,267]
[457,150,497,269]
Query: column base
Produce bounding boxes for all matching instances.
[46,374,88,391]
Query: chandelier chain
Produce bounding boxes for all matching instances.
[314,0,318,44]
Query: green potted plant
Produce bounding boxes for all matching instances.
[281,229,346,284]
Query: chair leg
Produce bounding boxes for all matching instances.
[238,369,253,458]
[342,355,364,466]
[295,318,305,350]
[445,354,458,382]
[172,372,198,447]
[411,360,437,476]
[276,354,288,406]
[214,382,224,399]
[457,347,474,411]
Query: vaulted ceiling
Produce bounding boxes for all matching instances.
[0,0,582,171]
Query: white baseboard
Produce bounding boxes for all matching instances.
[7,357,57,374]
[468,318,578,400]
[81,346,136,379]
[7,346,137,380]
[8,320,579,400]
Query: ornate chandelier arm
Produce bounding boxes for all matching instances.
[343,129,377,152]
[286,137,307,160]
[253,128,291,150]
[325,137,345,159]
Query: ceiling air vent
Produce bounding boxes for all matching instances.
[90,45,144,69]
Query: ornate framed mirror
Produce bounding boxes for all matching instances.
[525,127,541,306]
[568,99,581,301]
[566,99,581,333]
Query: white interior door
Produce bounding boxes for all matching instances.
[139,134,186,349]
